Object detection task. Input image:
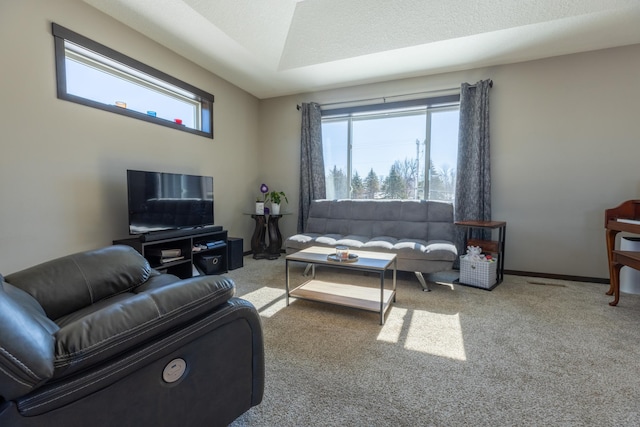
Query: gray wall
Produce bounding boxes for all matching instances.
[259,44,640,280]
[0,0,261,274]
[2,0,639,279]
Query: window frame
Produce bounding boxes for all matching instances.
[52,23,214,139]
[321,95,460,201]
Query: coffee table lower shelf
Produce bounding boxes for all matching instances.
[289,279,395,314]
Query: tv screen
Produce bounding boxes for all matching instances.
[127,169,214,235]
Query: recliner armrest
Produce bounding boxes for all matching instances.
[0,281,57,401]
[52,275,236,378]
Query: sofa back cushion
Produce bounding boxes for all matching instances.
[5,246,152,320]
[306,199,454,241]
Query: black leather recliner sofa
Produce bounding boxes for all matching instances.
[0,245,264,427]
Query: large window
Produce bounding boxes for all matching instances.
[322,96,459,201]
[52,23,214,138]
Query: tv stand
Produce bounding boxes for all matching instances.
[114,228,228,279]
[139,226,223,242]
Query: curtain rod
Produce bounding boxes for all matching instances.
[296,80,492,110]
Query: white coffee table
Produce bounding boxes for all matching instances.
[285,246,397,325]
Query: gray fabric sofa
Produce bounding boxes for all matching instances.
[285,199,457,291]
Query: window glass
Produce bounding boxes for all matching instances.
[322,120,349,199]
[65,53,198,128]
[428,109,459,201]
[322,103,459,201]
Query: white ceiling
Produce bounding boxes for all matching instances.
[83,0,640,99]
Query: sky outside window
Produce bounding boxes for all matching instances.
[352,113,426,179]
[65,58,197,127]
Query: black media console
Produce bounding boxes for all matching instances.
[138,225,223,242]
[114,228,228,279]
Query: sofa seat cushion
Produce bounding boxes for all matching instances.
[286,233,321,248]
[314,234,343,246]
[361,236,397,251]
[286,233,457,263]
[363,238,456,262]
[51,275,236,379]
[394,239,457,261]
[335,235,370,248]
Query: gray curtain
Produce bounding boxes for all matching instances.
[298,102,325,233]
[454,79,493,257]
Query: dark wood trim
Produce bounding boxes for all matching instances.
[504,269,609,284]
[53,34,67,98]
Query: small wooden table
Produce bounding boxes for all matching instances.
[285,247,397,325]
[247,213,289,260]
[455,220,507,285]
[248,214,268,259]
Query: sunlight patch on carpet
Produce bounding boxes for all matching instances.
[377,309,467,361]
[376,307,406,343]
[406,311,467,360]
[239,286,287,318]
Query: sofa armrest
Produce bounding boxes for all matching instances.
[0,281,57,401]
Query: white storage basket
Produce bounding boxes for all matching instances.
[459,255,498,289]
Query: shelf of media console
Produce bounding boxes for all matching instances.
[113,228,228,279]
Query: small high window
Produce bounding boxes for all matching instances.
[52,23,214,138]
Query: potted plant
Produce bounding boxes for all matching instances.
[266,191,288,215]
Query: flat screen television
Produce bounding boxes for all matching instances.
[127,169,214,235]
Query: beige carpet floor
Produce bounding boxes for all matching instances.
[226,256,640,426]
